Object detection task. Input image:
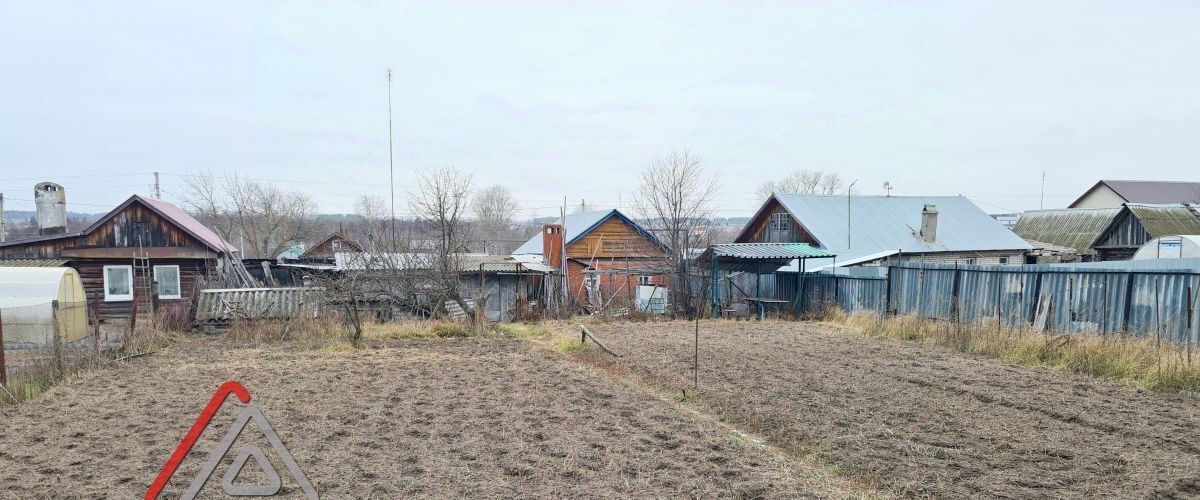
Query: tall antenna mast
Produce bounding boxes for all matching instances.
[0,193,6,243]
[387,68,397,251]
[1040,171,1046,209]
[153,171,161,199]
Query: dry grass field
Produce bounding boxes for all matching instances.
[577,320,1200,499]
[0,334,872,499]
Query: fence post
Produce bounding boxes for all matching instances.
[128,285,139,337]
[1122,272,1135,333]
[1187,285,1193,367]
[950,264,962,322]
[1029,271,1043,326]
[0,306,6,387]
[883,266,892,317]
[91,292,102,364]
[51,299,63,375]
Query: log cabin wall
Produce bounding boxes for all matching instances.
[74,258,215,322]
[737,199,816,244]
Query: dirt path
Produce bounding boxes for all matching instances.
[582,320,1200,499]
[0,337,868,499]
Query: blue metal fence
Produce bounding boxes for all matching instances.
[723,263,1200,343]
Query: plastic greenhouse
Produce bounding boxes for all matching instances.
[1133,235,1200,260]
[0,267,89,349]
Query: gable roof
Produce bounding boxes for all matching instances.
[1121,203,1200,238]
[743,194,1029,256]
[0,195,236,255]
[1071,180,1200,207]
[300,232,362,258]
[135,196,237,254]
[512,209,666,255]
[1013,207,1121,253]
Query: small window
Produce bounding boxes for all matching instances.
[638,276,653,285]
[154,265,182,299]
[965,258,976,265]
[998,257,1010,265]
[103,265,133,302]
[770,212,791,232]
[332,239,342,251]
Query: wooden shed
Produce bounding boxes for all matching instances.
[0,195,237,328]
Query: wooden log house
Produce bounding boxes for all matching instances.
[513,209,670,309]
[0,195,236,329]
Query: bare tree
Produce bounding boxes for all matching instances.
[351,195,391,251]
[181,172,319,259]
[755,170,850,199]
[634,148,719,318]
[472,185,519,231]
[409,167,477,318]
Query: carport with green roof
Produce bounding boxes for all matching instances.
[701,243,836,318]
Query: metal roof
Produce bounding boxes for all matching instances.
[708,243,833,260]
[772,194,1031,254]
[1124,204,1200,237]
[136,196,238,254]
[1071,180,1200,207]
[0,195,236,255]
[0,259,70,267]
[512,209,666,255]
[334,252,553,273]
[1013,207,1120,253]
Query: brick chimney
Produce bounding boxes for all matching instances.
[542,224,564,269]
[919,204,938,243]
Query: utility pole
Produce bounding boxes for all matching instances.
[847,180,858,249]
[387,68,397,252]
[561,196,569,306]
[1040,171,1046,209]
[153,171,161,199]
[0,193,5,243]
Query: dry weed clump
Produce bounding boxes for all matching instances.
[837,312,1200,392]
[3,311,184,405]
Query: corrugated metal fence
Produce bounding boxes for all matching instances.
[730,263,1200,343]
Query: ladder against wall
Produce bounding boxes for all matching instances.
[132,252,155,317]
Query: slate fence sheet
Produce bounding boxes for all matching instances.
[730,263,1200,344]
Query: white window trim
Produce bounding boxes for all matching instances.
[103,265,133,302]
[770,212,791,232]
[153,265,182,300]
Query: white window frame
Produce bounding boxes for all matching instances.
[770,212,791,232]
[103,265,134,302]
[153,265,182,300]
[998,257,1010,265]
[638,275,653,286]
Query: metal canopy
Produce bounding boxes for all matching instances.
[707,243,833,261]
[707,243,835,317]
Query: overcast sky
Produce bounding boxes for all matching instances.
[2,1,1198,218]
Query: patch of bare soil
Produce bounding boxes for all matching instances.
[0,336,863,498]
[580,320,1200,499]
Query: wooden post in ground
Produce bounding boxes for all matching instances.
[51,300,63,375]
[90,292,102,365]
[0,306,7,387]
[128,285,139,339]
[1187,285,1193,368]
[693,315,699,389]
